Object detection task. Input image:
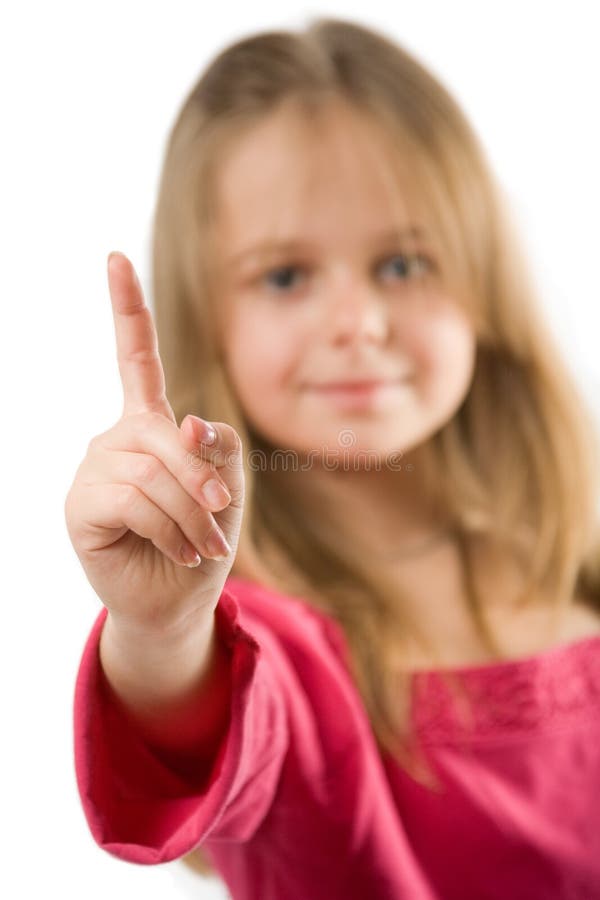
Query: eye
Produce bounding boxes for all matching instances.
[378,253,432,282]
[262,265,306,294]
[259,253,434,296]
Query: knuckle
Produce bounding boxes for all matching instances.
[92,421,118,446]
[133,454,160,486]
[127,416,146,441]
[181,504,211,544]
[185,447,207,473]
[86,433,101,456]
[119,345,157,366]
[227,484,245,503]
[182,502,207,531]
[160,516,181,548]
[74,457,96,488]
[116,483,139,512]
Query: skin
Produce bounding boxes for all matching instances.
[213,99,477,557]
[210,100,600,661]
[65,250,245,755]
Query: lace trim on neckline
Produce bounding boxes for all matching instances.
[410,633,600,742]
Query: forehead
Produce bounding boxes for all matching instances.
[212,100,428,256]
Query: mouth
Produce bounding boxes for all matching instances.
[304,376,412,409]
[308,376,409,391]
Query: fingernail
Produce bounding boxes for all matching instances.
[205,527,232,560]
[200,478,231,508]
[181,541,202,567]
[195,418,217,445]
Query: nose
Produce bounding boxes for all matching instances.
[324,274,390,346]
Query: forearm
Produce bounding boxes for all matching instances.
[99,607,232,762]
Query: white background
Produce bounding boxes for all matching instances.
[1,1,599,897]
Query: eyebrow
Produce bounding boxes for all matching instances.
[228,226,429,267]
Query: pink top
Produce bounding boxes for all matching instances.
[73,575,600,899]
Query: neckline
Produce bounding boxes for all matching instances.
[226,575,600,740]
[226,573,600,675]
[409,631,600,742]
[408,630,600,678]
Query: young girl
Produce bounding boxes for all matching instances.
[65,16,600,900]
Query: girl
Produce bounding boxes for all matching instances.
[65,16,600,900]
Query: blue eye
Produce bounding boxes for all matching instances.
[261,253,432,295]
[380,253,431,281]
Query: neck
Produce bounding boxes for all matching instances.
[276,445,450,561]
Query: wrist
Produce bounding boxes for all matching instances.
[104,596,217,649]
[100,605,218,713]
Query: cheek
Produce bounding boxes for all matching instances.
[224,308,300,397]
[407,310,476,396]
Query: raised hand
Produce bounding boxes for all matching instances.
[64,251,245,634]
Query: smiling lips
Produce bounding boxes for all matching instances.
[311,378,404,390]
[309,375,407,392]
[305,376,411,409]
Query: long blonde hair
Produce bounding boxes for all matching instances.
[149,16,600,875]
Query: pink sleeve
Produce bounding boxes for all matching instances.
[73,587,289,864]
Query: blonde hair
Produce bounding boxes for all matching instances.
[149,16,600,875]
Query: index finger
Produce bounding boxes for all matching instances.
[107,251,175,422]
